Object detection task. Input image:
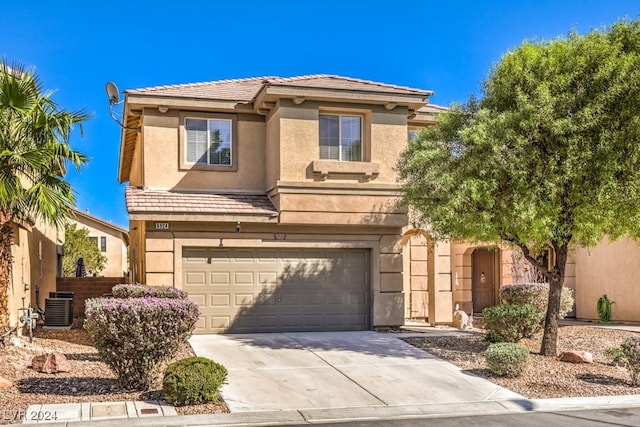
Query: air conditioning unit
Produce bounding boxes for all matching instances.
[44,298,73,327]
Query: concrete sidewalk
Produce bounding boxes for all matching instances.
[17,395,640,426]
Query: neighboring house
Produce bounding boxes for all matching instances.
[69,209,129,277]
[573,237,639,323]
[118,74,445,333]
[8,218,62,329]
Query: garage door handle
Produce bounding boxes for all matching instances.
[276,297,281,303]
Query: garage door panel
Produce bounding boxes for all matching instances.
[211,294,230,307]
[210,272,230,285]
[233,293,254,306]
[234,272,254,285]
[185,271,206,285]
[189,294,207,306]
[258,271,278,285]
[184,247,370,333]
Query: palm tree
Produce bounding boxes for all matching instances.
[0,60,89,342]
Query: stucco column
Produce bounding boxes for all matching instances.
[427,240,453,325]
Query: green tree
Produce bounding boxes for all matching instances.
[63,223,107,277]
[0,60,89,339]
[398,20,640,356]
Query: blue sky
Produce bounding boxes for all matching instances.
[1,1,638,229]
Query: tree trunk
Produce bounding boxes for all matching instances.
[0,219,14,345]
[540,243,568,356]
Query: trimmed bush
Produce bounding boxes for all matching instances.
[163,357,228,406]
[112,284,188,300]
[620,337,640,386]
[485,343,530,377]
[483,304,540,342]
[84,296,199,390]
[499,283,574,320]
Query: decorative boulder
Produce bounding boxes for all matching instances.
[32,352,72,374]
[558,350,593,364]
[0,376,12,388]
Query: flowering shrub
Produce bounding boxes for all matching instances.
[620,337,640,386]
[84,296,199,390]
[112,284,188,300]
[485,343,530,377]
[483,304,540,342]
[500,283,574,320]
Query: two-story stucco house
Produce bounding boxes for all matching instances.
[69,209,129,278]
[117,74,450,333]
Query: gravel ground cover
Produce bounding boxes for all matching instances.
[0,325,227,425]
[404,325,640,399]
[2,323,638,425]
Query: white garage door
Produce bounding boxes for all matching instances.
[183,247,370,333]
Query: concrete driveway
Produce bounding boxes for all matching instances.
[189,331,522,412]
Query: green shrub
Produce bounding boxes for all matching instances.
[619,337,640,386]
[485,343,530,377]
[111,284,188,299]
[84,296,199,391]
[163,357,228,406]
[499,283,574,320]
[483,304,540,342]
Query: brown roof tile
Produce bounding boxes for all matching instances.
[125,187,277,216]
[126,74,432,101]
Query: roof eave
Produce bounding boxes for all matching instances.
[254,85,431,114]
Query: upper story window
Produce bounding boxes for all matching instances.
[100,236,107,252]
[185,118,232,166]
[319,114,362,162]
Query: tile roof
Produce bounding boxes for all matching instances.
[125,187,277,216]
[126,76,276,102]
[126,74,432,101]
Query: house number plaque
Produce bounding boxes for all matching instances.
[155,222,169,230]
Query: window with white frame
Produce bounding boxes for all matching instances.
[185,118,232,166]
[319,114,362,161]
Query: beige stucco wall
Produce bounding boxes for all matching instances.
[69,216,127,277]
[575,236,640,322]
[141,109,266,192]
[129,130,143,187]
[274,100,408,185]
[265,107,281,193]
[8,220,60,330]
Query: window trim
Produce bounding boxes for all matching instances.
[100,236,107,253]
[179,112,238,171]
[319,113,364,162]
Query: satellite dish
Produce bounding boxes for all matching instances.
[105,82,120,105]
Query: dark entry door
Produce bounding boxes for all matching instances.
[472,248,496,313]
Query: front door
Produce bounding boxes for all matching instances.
[472,248,496,313]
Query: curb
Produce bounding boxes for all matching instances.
[15,395,640,427]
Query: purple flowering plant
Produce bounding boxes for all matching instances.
[84,285,199,391]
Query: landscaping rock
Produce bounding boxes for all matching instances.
[32,352,72,374]
[0,375,12,388]
[558,350,593,364]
